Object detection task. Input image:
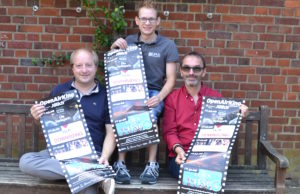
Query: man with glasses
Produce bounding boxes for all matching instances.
[162,51,249,178]
[110,0,178,185]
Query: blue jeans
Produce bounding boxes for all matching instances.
[168,157,180,178]
[148,89,164,123]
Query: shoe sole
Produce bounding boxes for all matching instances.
[141,180,157,184]
[115,180,131,184]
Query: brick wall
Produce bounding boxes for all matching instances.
[0,0,299,180]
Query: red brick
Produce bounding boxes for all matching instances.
[278,101,300,109]
[8,75,32,82]
[216,5,229,13]
[73,27,95,34]
[231,67,255,74]
[277,134,300,141]
[19,25,43,33]
[249,16,274,24]
[14,33,26,40]
[41,0,54,7]
[25,17,37,24]
[8,8,32,15]
[208,32,231,39]
[0,58,18,65]
[39,17,50,24]
[256,7,268,15]
[246,50,270,57]
[272,51,296,58]
[169,13,194,21]
[61,9,86,17]
[15,50,27,57]
[41,34,53,41]
[222,15,247,23]
[266,84,287,92]
[272,92,284,100]
[34,76,58,83]
[0,92,17,98]
[248,75,260,82]
[175,22,187,29]
[189,4,202,12]
[240,83,262,91]
[45,26,70,34]
[215,82,239,90]
[250,100,275,108]
[55,0,66,8]
[292,85,300,92]
[51,18,63,25]
[68,35,81,42]
[8,42,32,49]
[0,24,16,32]
[233,33,257,41]
[19,92,44,100]
[28,34,40,41]
[261,0,284,7]
[181,31,205,39]
[220,49,243,56]
[286,35,300,43]
[223,74,234,81]
[2,50,14,57]
[55,35,67,42]
[272,109,284,117]
[282,68,300,76]
[276,18,298,25]
[61,43,88,50]
[269,8,281,16]
[260,34,284,42]
[27,84,39,91]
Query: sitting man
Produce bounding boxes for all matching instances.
[19,48,116,194]
[162,51,249,178]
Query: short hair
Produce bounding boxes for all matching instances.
[180,51,206,69]
[70,48,99,67]
[138,0,158,17]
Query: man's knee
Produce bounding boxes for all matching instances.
[19,152,35,173]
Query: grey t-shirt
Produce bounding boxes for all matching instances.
[126,32,178,91]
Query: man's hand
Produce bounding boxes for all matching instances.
[30,104,45,121]
[98,156,109,166]
[146,95,161,108]
[240,104,249,118]
[174,145,186,165]
[110,38,127,50]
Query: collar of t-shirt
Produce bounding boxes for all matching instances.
[71,80,99,99]
[134,31,160,45]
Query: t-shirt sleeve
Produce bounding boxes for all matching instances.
[166,40,178,63]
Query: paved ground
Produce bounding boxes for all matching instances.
[286,179,300,194]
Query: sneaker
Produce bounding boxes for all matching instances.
[140,162,159,184]
[113,161,131,184]
[99,178,115,194]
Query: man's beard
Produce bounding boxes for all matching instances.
[184,75,200,87]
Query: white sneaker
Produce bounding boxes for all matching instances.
[100,178,115,194]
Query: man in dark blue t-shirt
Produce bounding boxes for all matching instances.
[19,48,115,194]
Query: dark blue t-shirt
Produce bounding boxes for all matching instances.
[49,79,110,153]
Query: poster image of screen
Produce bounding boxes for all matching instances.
[185,152,226,172]
[115,112,152,137]
[109,69,143,88]
[110,84,145,103]
[111,100,148,120]
[106,45,141,73]
[198,125,235,139]
[62,158,116,194]
[201,108,239,125]
[181,168,222,193]
[52,138,92,160]
[42,101,81,129]
[192,139,230,152]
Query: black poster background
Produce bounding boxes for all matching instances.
[39,90,115,194]
[178,97,245,194]
[104,45,159,152]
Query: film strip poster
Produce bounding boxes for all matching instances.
[178,97,245,194]
[104,44,159,152]
[39,90,115,194]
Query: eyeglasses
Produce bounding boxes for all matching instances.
[181,65,204,73]
[138,17,157,24]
